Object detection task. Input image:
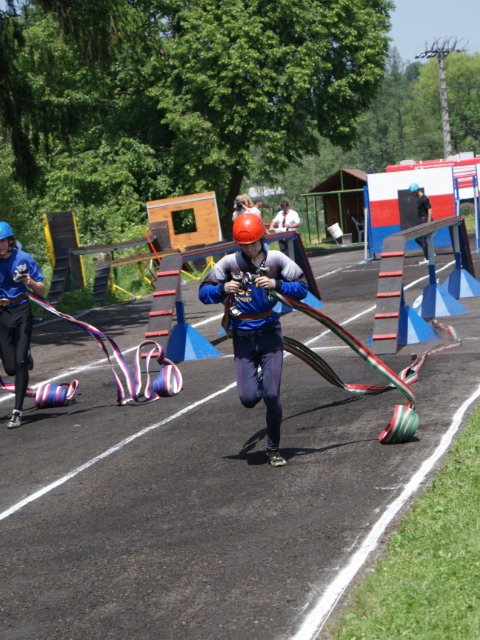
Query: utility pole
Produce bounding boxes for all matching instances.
[415,37,466,158]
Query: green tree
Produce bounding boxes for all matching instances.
[9,2,168,244]
[0,0,149,190]
[2,0,394,245]
[150,0,393,227]
[0,4,38,187]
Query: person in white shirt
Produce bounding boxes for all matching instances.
[231,194,261,221]
[268,200,301,253]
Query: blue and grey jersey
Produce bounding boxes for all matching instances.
[198,245,308,332]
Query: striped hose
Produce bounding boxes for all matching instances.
[271,292,461,444]
[0,293,183,409]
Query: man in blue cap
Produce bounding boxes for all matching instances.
[408,183,433,265]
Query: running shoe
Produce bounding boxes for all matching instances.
[266,448,287,467]
[7,410,22,429]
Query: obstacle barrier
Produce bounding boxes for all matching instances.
[69,236,167,305]
[371,216,480,355]
[142,253,222,362]
[147,232,322,362]
[45,210,321,362]
[43,211,173,306]
[43,212,86,306]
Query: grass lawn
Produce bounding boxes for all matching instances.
[325,407,480,639]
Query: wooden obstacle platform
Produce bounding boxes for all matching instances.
[144,253,184,352]
[43,211,86,306]
[146,192,222,252]
[69,236,168,306]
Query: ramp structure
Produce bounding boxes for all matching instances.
[145,253,184,350]
[44,212,168,306]
[143,253,222,362]
[371,217,477,355]
[43,211,85,306]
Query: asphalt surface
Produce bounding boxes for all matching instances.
[1,241,480,640]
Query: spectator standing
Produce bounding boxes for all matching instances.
[408,183,433,265]
[252,197,265,217]
[232,194,261,222]
[269,200,301,253]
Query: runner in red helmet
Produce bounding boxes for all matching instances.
[199,214,308,467]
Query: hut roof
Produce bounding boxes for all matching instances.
[310,168,367,194]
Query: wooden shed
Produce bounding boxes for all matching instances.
[307,168,367,242]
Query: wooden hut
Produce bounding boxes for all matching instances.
[307,169,367,242]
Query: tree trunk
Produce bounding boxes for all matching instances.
[222,168,244,240]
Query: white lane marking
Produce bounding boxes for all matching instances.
[0,383,236,522]
[291,384,480,640]
[190,312,224,327]
[316,264,358,279]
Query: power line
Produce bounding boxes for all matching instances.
[415,37,467,158]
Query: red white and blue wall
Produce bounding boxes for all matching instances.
[366,167,455,257]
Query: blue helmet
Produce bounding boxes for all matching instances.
[0,222,14,239]
[408,183,420,193]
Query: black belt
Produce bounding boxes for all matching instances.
[233,321,281,338]
[235,310,273,321]
[0,293,27,307]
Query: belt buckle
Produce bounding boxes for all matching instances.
[0,299,9,306]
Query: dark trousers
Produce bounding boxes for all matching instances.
[415,215,428,258]
[0,302,33,411]
[233,324,284,449]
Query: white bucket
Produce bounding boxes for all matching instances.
[327,222,343,240]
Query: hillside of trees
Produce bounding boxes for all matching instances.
[1,1,479,261]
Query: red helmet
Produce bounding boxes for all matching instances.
[233,214,265,244]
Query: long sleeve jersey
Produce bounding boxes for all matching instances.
[198,244,308,332]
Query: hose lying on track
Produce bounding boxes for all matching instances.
[0,293,183,410]
[271,292,461,444]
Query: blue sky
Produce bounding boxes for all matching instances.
[389,0,480,62]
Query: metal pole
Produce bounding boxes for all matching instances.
[437,53,452,158]
[454,177,460,216]
[313,197,320,243]
[304,196,311,245]
[415,37,466,159]
[474,175,479,253]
